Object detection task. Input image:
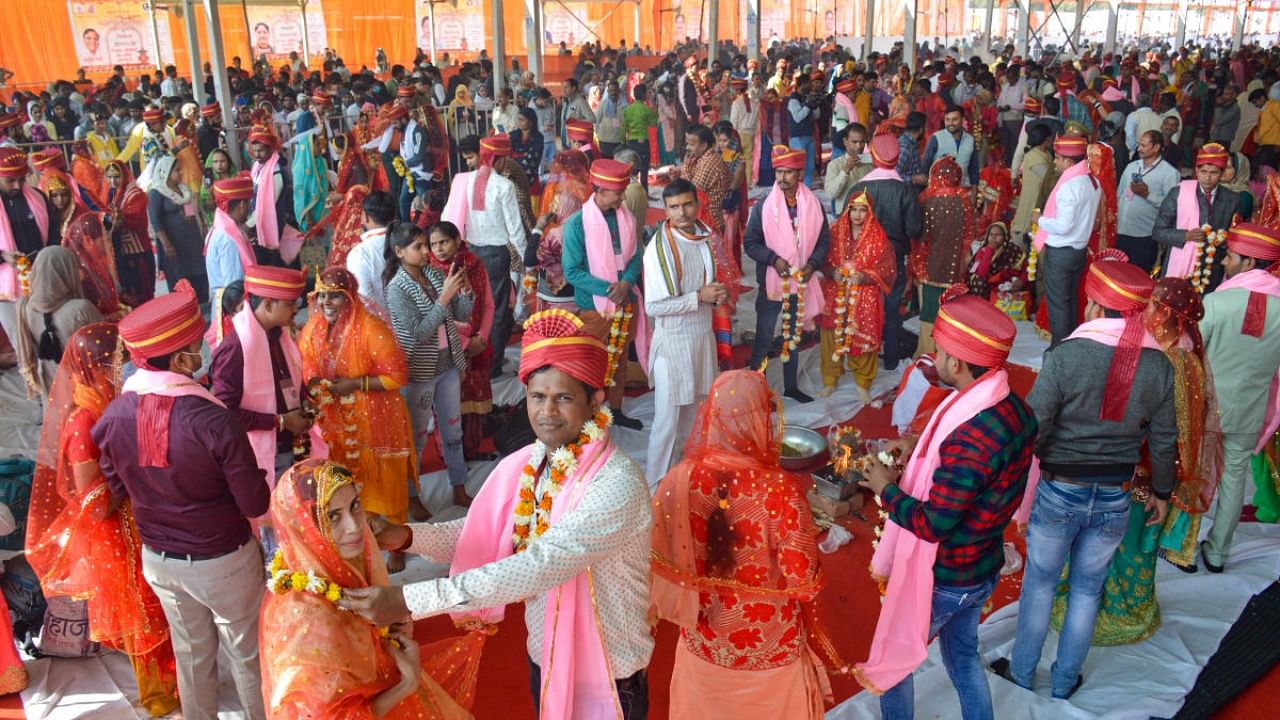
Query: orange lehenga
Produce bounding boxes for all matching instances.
[25,322,178,716]
[260,459,475,719]
[299,268,415,524]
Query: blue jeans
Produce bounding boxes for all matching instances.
[1009,477,1130,697]
[788,135,815,186]
[404,368,468,489]
[540,139,557,177]
[880,576,998,720]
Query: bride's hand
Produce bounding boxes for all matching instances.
[387,623,421,689]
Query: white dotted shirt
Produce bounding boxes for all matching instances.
[404,449,655,679]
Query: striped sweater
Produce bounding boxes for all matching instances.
[385,266,473,383]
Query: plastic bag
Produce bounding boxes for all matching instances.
[818,524,854,554]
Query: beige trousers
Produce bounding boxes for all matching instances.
[141,540,267,720]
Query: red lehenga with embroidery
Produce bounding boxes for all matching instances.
[25,322,177,715]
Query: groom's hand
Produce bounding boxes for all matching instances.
[338,586,412,626]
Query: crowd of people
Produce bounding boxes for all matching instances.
[0,27,1277,720]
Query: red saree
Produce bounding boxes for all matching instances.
[822,196,897,355]
[104,161,155,307]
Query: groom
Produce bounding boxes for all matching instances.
[341,310,654,719]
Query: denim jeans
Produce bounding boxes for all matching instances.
[529,659,648,719]
[880,576,998,720]
[1009,477,1130,697]
[788,135,816,186]
[540,139,558,177]
[404,367,468,488]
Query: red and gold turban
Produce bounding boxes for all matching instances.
[1024,96,1043,114]
[589,158,632,190]
[771,144,806,170]
[245,265,306,301]
[1227,222,1280,262]
[30,147,67,172]
[933,285,1016,368]
[566,118,594,142]
[384,104,409,121]
[1054,135,1088,158]
[142,107,165,123]
[248,124,280,150]
[730,78,748,91]
[200,102,221,118]
[1056,71,1076,90]
[518,310,608,389]
[480,134,513,157]
[120,280,204,367]
[1194,143,1229,169]
[212,176,253,211]
[1101,75,1118,90]
[397,85,416,98]
[1085,249,1156,421]
[0,112,20,130]
[835,78,857,94]
[311,90,333,107]
[0,147,28,179]
[869,133,899,168]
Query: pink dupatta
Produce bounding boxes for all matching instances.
[1215,270,1280,452]
[122,369,227,468]
[1164,180,1204,278]
[582,195,650,372]
[0,185,50,300]
[863,167,904,183]
[856,368,1012,694]
[442,171,475,237]
[449,439,622,720]
[230,307,302,488]
[834,92,862,128]
[251,152,304,264]
[761,183,826,324]
[1032,159,1094,252]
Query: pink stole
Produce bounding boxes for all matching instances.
[1164,180,1204,278]
[857,369,1012,694]
[122,369,227,468]
[449,439,621,720]
[834,92,862,128]
[1032,159,1094,252]
[0,185,50,300]
[863,167,903,183]
[251,153,304,264]
[1216,270,1280,453]
[230,307,303,487]
[442,171,475,237]
[204,209,257,349]
[761,183,826,324]
[582,195,650,373]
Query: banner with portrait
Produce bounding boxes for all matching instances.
[66,0,175,71]
[416,0,485,54]
[740,0,789,47]
[245,2,328,61]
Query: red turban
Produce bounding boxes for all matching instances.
[30,147,67,172]
[248,124,280,150]
[589,159,632,190]
[1228,222,1280,262]
[835,79,857,94]
[566,118,594,142]
[212,176,253,211]
[120,280,204,367]
[1195,143,1229,169]
[397,86,416,98]
[142,108,165,123]
[385,104,409,121]
[730,78,748,91]
[937,74,955,88]
[311,91,333,107]
[0,113,20,130]
[480,134,513,158]
[0,148,28,179]
[1054,135,1088,158]
[933,286,1016,368]
[1024,97,1043,114]
[1101,75,1118,89]
[518,310,608,389]
[869,133,899,169]
[200,102,221,118]
[1056,72,1076,90]
[244,266,307,301]
[771,144,806,170]
[1086,249,1156,421]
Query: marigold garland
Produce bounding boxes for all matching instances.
[829,268,862,361]
[15,255,30,295]
[512,407,612,553]
[265,550,396,643]
[307,380,362,464]
[779,271,806,363]
[603,305,634,388]
[1190,225,1227,294]
[1026,213,1040,282]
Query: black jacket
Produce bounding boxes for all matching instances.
[1152,183,1240,291]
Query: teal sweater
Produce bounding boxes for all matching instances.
[560,207,644,311]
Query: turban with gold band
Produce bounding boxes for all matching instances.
[1194,142,1229,169]
[200,102,221,118]
[1084,248,1156,421]
[142,107,165,123]
[0,112,21,130]
[869,134,899,169]
[244,265,307,301]
[397,85,416,98]
[730,78,748,91]
[1024,96,1043,114]
[0,147,28,179]
[771,144,806,170]
[212,176,254,212]
[30,147,67,172]
[835,78,857,94]
[1053,135,1088,159]
[589,158,632,190]
[932,285,1016,368]
[480,134,513,157]
[311,90,333,107]
[566,118,594,142]
[518,310,608,389]
[1228,223,1280,338]
[248,124,280,150]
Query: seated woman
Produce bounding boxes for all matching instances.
[967,221,1028,320]
[260,459,471,718]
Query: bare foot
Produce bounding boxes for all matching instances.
[386,552,407,574]
[453,486,473,508]
[407,497,431,522]
[857,387,873,405]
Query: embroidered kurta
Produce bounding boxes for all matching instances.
[643,223,718,406]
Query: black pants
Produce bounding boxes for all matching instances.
[881,253,908,369]
[471,243,513,374]
[599,141,620,160]
[625,139,651,190]
[749,293,801,391]
[1042,245,1087,347]
[529,659,649,719]
[1115,234,1158,274]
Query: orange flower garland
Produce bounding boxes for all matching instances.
[830,268,861,361]
[603,304,634,387]
[779,271,806,363]
[512,407,612,552]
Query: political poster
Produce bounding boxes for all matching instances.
[416,0,486,54]
[245,2,328,61]
[544,5,584,49]
[67,1,175,71]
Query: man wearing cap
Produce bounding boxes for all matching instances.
[745,145,830,403]
[830,78,865,160]
[196,101,224,159]
[443,134,527,376]
[923,106,979,187]
[0,147,57,344]
[853,134,923,370]
[210,265,310,559]
[730,77,759,183]
[205,176,258,326]
[856,287,1036,719]
[1198,224,1280,570]
[341,310,654,720]
[94,283,270,720]
[561,158,648,429]
[1031,134,1102,345]
[824,123,872,213]
[361,103,409,205]
[1116,129,1180,273]
[247,125,303,264]
[1152,143,1241,291]
[116,106,174,191]
[999,252,1176,699]
[565,117,598,163]
[997,64,1027,166]
[787,74,819,186]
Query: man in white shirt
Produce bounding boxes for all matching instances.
[340,312,654,720]
[729,77,759,183]
[442,134,527,376]
[996,65,1027,165]
[344,190,396,313]
[1115,130,1180,273]
[1031,135,1101,346]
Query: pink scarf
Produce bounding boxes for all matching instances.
[857,369,1012,694]
[251,152,304,264]
[0,185,50,300]
[834,92,862,128]
[863,167,904,183]
[1216,269,1280,453]
[442,171,472,237]
[582,195,650,373]
[1164,180,1205,278]
[122,369,226,468]
[205,207,256,268]
[1032,159,1094,252]
[450,438,622,720]
[231,307,302,488]
[761,183,825,324]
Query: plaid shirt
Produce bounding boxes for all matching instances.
[896,132,924,182]
[881,393,1038,586]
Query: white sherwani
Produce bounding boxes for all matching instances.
[642,220,719,486]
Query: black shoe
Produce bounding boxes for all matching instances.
[783,388,815,404]
[612,410,643,430]
[1200,540,1224,574]
[1054,673,1084,700]
[1160,551,1197,574]
[989,657,1016,684]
